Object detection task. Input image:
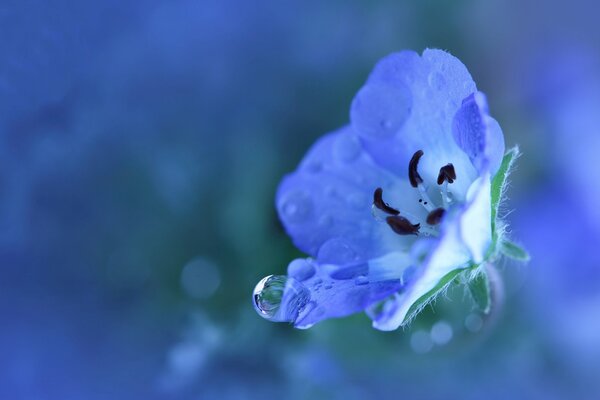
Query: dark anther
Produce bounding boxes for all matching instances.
[426,208,446,225]
[437,163,456,185]
[408,150,424,188]
[373,188,400,215]
[386,216,420,235]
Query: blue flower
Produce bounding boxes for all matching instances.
[254,49,512,331]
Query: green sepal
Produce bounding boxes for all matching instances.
[500,239,530,261]
[402,268,465,325]
[488,147,520,258]
[491,146,519,232]
[468,270,491,314]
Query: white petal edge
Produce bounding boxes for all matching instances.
[460,172,492,263]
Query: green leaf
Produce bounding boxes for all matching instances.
[468,271,491,314]
[500,239,530,261]
[402,268,464,325]
[491,147,519,230]
[488,147,519,259]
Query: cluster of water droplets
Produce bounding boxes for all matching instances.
[278,132,367,230]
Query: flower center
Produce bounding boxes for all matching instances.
[372,150,456,237]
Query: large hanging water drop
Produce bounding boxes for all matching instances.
[252,275,310,323]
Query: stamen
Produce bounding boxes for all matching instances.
[386,216,420,236]
[408,150,424,188]
[437,163,456,185]
[417,185,435,212]
[426,208,446,225]
[440,181,449,207]
[373,188,400,216]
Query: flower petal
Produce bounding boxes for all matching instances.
[285,258,405,329]
[350,49,479,201]
[452,92,505,175]
[276,127,421,263]
[369,174,493,331]
[459,172,492,263]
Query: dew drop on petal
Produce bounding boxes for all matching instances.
[287,259,316,281]
[334,133,361,163]
[279,190,313,224]
[350,82,412,138]
[430,321,453,345]
[445,99,458,115]
[367,294,401,325]
[318,214,333,228]
[317,238,357,264]
[329,263,368,280]
[428,71,446,91]
[253,275,310,323]
[295,301,317,330]
[354,275,369,286]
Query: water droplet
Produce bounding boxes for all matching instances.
[379,119,392,129]
[428,72,446,90]
[295,301,317,329]
[296,322,315,330]
[334,133,361,163]
[287,259,315,281]
[318,214,333,228]
[367,293,401,325]
[317,238,357,264]
[430,321,453,345]
[423,88,434,98]
[354,275,369,286]
[350,82,412,138]
[410,330,433,354]
[279,190,313,224]
[445,99,458,114]
[253,275,310,323]
[330,263,368,280]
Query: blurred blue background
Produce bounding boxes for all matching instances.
[2,0,600,399]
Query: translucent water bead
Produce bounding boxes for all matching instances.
[252,275,310,323]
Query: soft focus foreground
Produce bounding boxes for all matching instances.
[1,1,599,399]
